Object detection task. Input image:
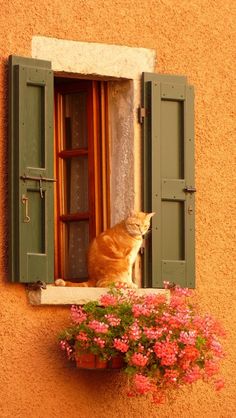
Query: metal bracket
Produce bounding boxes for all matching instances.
[165,282,176,290]
[26,281,47,290]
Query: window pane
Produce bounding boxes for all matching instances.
[64,156,88,213]
[64,221,89,280]
[63,93,88,149]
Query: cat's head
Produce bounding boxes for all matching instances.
[125,211,155,237]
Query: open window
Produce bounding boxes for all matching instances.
[8,55,195,288]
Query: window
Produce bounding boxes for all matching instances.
[8,55,195,288]
[54,78,109,282]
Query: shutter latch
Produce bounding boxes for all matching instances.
[138,107,146,124]
[20,174,56,199]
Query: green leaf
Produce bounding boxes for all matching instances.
[195,336,206,350]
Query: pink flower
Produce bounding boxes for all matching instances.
[129,321,142,341]
[100,293,118,307]
[154,341,178,366]
[59,340,73,358]
[179,359,191,370]
[214,379,225,391]
[204,359,219,377]
[113,338,129,353]
[132,304,151,318]
[133,374,154,394]
[104,314,121,326]
[179,330,197,346]
[71,305,87,324]
[130,353,149,367]
[181,345,199,362]
[137,343,145,353]
[210,339,224,357]
[159,310,191,328]
[88,320,109,334]
[144,293,167,306]
[94,337,106,348]
[59,340,67,350]
[164,369,179,383]
[143,326,164,339]
[183,365,202,384]
[76,331,89,342]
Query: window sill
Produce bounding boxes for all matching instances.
[27,285,169,305]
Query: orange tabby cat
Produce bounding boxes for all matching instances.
[55,211,154,288]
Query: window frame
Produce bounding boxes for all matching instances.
[54,77,110,282]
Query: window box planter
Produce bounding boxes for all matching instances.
[58,285,225,404]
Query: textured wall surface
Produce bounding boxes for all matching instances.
[0,1,235,417]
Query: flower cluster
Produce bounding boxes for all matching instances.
[58,283,225,404]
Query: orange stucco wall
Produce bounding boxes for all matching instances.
[0,1,235,417]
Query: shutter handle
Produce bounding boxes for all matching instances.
[183,186,196,193]
[22,194,30,223]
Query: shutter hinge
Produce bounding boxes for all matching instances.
[138,107,146,124]
[183,186,196,193]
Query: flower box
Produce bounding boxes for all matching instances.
[58,284,225,404]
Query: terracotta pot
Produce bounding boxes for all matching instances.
[76,353,96,369]
[76,354,124,370]
[95,357,108,369]
[109,356,124,369]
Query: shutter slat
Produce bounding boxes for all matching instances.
[142,73,195,288]
[9,55,54,283]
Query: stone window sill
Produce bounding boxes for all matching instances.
[27,285,169,305]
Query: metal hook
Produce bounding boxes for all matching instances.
[22,194,31,223]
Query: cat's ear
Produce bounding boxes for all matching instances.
[146,212,155,220]
[129,209,137,217]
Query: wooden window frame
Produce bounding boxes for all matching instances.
[54,78,110,281]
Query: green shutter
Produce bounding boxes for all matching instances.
[142,73,195,288]
[9,55,54,283]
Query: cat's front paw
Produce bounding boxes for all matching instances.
[126,282,138,289]
[131,282,138,289]
[55,279,66,286]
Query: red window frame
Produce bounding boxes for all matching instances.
[54,78,110,281]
